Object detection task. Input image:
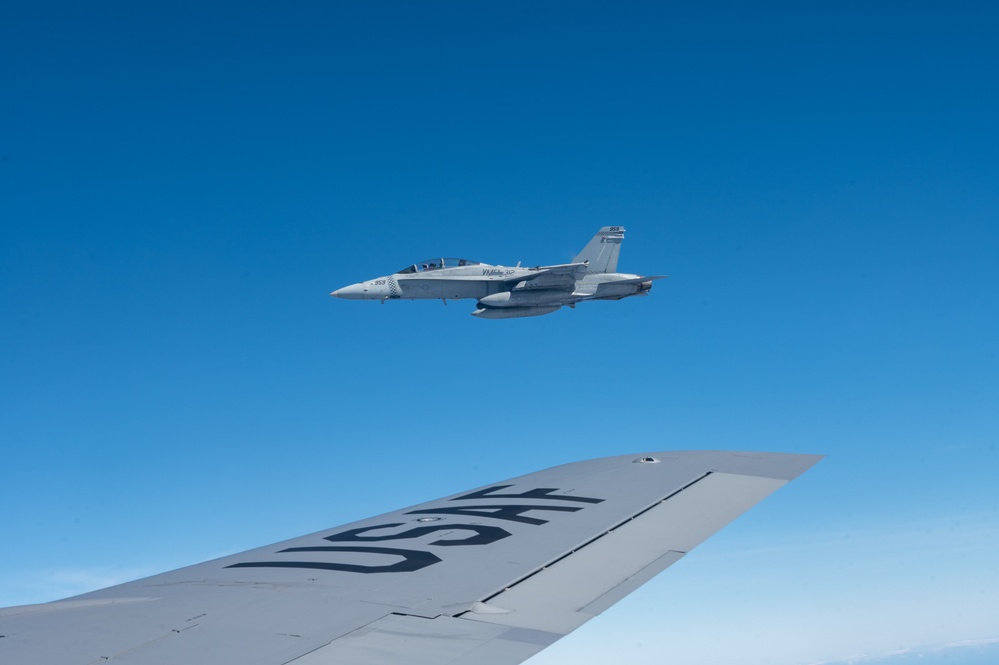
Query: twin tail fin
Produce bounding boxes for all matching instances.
[573,226,625,273]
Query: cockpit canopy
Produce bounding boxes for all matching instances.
[395,258,483,274]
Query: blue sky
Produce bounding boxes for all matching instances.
[1,3,997,664]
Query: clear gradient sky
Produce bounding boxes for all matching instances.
[2,3,997,665]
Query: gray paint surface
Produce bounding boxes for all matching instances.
[329,227,667,318]
[0,450,821,664]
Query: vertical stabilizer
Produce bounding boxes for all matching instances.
[573,226,625,273]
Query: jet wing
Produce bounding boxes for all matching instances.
[503,262,589,283]
[530,262,589,274]
[0,450,820,665]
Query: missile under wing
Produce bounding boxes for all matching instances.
[0,450,820,665]
[330,226,667,318]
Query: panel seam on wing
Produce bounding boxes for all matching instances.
[462,471,713,612]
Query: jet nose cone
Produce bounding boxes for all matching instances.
[330,283,367,299]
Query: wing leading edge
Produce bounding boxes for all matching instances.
[0,450,821,665]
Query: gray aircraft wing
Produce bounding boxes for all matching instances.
[527,262,589,274]
[1,450,820,665]
[502,262,588,283]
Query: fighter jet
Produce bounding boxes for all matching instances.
[330,226,665,319]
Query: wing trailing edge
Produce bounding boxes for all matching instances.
[0,450,821,665]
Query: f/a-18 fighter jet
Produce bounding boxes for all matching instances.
[330,226,665,319]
